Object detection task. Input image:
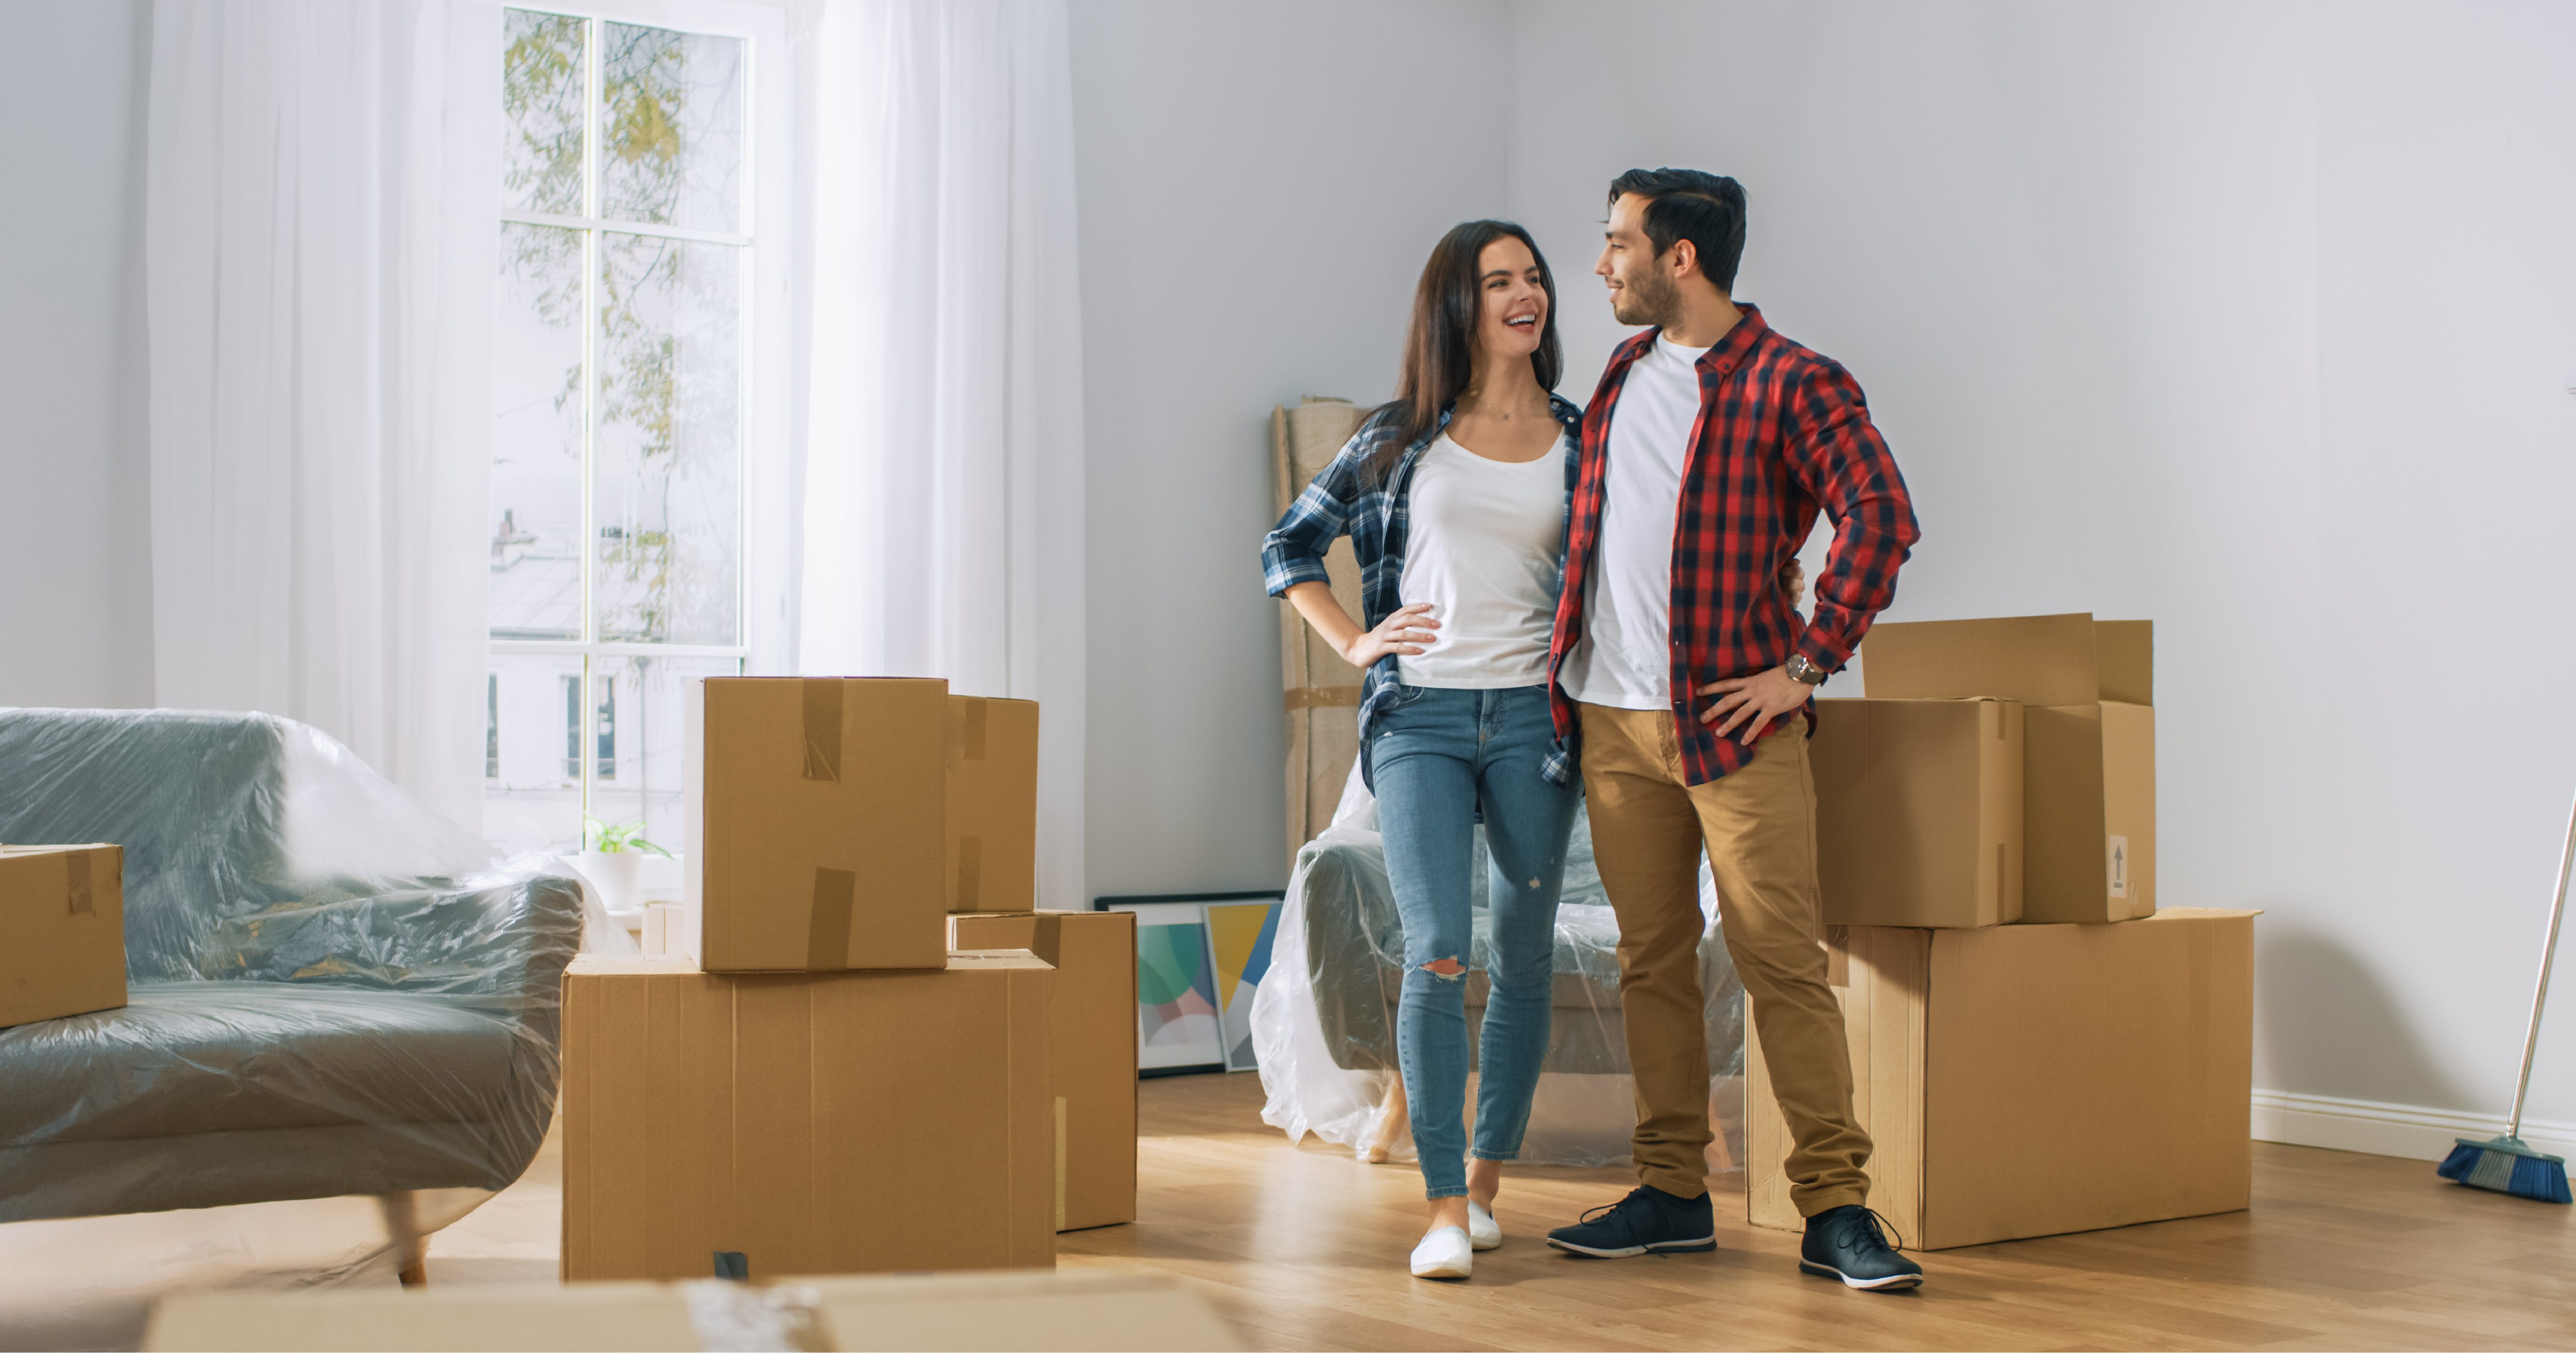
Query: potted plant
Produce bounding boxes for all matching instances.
[578,815,673,914]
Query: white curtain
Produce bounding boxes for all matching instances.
[145,0,496,830]
[801,0,1088,908]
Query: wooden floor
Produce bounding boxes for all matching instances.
[432,1074,2576,1351]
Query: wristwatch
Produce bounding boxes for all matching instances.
[1784,654,1830,686]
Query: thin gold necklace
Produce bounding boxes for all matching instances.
[1461,391,1549,421]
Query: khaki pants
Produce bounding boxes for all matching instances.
[1579,703,1871,1216]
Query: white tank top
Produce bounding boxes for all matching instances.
[1560,334,1711,709]
[1395,430,1569,688]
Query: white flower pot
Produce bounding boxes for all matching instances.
[577,850,645,914]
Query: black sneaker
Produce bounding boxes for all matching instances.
[1545,1186,1716,1258]
[1799,1205,1924,1290]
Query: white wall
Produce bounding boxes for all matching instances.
[0,0,154,709]
[1503,0,2576,1133]
[2305,2,2576,1126]
[1069,0,1510,899]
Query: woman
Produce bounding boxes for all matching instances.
[1261,221,1582,1280]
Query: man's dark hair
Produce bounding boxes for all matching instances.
[1607,168,1747,293]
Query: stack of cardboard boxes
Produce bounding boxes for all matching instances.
[942,698,1139,1236]
[1749,615,2256,1249]
[562,679,1136,1283]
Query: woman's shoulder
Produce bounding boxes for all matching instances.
[1330,401,1434,471]
[1547,392,1587,427]
[1350,401,1409,447]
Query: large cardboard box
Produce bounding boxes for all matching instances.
[683,677,948,971]
[561,953,1055,1280]
[1811,699,2024,927]
[1745,908,2255,1249]
[0,844,126,1027]
[146,1271,1242,1352]
[950,910,1138,1231]
[1862,614,2155,922]
[946,697,1039,914]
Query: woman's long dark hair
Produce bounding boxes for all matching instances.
[1366,219,1563,483]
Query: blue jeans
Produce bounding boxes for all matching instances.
[1371,684,1579,1199]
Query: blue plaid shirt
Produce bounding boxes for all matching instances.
[1261,396,1587,789]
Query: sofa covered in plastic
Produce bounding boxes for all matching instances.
[1252,781,1748,1170]
[0,708,584,1226]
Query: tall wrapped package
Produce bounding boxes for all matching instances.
[1272,397,1371,861]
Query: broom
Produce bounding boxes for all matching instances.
[2435,789,2575,1204]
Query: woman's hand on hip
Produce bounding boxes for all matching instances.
[1342,603,1438,668]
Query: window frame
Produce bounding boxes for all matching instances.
[488,0,793,843]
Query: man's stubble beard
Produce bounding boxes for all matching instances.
[1611,264,1679,328]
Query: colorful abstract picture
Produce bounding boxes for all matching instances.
[1203,900,1281,1072]
[1111,901,1224,1072]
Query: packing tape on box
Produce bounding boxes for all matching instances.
[801,679,842,782]
[1283,685,1363,711]
[1055,1095,1069,1232]
[957,836,982,909]
[807,868,855,970]
[961,699,989,760]
[65,852,92,916]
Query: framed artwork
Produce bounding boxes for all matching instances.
[1098,891,1283,1078]
[1203,900,1282,1073]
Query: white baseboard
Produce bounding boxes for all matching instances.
[2251,1089,2576,1162]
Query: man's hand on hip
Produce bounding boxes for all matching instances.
[1696,666,1812,745]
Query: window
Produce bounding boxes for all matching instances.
[485,4,789,857]
[595,675,617,780]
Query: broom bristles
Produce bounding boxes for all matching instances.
[2437,1136,2573,1204]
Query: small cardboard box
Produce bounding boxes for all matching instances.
[146,1271,1243,1352]
[683,677,948,972]
[950,910,1137,1230]
[561,953,1055,1280]
[1811,699,2024,927]
[946,697,1039,914]
[0,844,127,1027]
[1862,614,2155,922]
[1745,908,2255,1249]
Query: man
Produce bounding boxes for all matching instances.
[1541,169,1924,1290]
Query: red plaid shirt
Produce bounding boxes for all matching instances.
[1547,305,1920,786]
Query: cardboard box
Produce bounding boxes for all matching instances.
[1862,614,2155,922]
[1745,908,2255,1249]
[561,953,1055,1280]
[146,1271,1243,1352]
[683,677,948,971]
[946,697,1039,914]
[1811,699,2024,927]
[0,844,126,1027]
[950,910,1138,1230]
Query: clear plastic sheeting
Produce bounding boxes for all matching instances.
[0,708,587,1348]
[1252,766,1747,1173]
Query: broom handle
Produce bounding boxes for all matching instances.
[2508,787,2576,1140]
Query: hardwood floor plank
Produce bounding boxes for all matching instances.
[430,1070,2576,1350]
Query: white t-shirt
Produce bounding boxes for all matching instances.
[1559,334,1711,711]
[1394,431,1569,689]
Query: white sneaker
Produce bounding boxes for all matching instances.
[1410,1225,1473,1279]
[1467,1201,1501,1251]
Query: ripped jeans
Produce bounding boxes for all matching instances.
[1371,683,1579,1199]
